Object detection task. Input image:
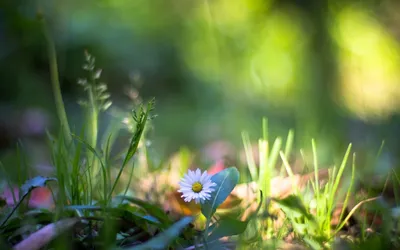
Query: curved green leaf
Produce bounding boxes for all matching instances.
[201,167,239,219]
[115,195,172,227]
[208,216,248,241]
[273,195,313,220]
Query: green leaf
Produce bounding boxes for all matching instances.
[64,205,161,225]
[125,216,193,250]
[304,237,323,250]
[273,195,313,220]
[201,167,240,219]
[208,216,248,241]
[115,196,172,227]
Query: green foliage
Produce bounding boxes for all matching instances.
[201,167,240,220]
[273,195,314,221]
[115,196,172,227]
[109,99,155,201]
[0,44,181,249]
[208,216,248,242]
[271,142,356,249]
[0,12,399,248]
[123,217,193,250]
[241,118,294,240]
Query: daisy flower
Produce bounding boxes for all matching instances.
[178,169,217,204]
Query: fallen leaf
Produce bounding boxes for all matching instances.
[13,218,79,250]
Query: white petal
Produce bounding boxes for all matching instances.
[188,170,197,181]
[195,169,201,179]
[203,174,211,182]
[184,173,194,183]
[179,182,192,188]
[200,171,208,183]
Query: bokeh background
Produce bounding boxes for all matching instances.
[1,0,400,175]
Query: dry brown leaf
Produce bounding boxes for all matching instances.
[13,218,79,250]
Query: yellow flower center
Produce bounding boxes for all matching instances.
[192,182,203,193]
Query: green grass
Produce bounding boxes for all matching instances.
[0,16,399,250]
[0,17,197,249]
[237,119,400,250]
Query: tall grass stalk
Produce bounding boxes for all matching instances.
[38,14,72,146]
[335,153,356,233]
[312,139,320,205]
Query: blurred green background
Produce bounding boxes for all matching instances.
[1,0,400,172]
